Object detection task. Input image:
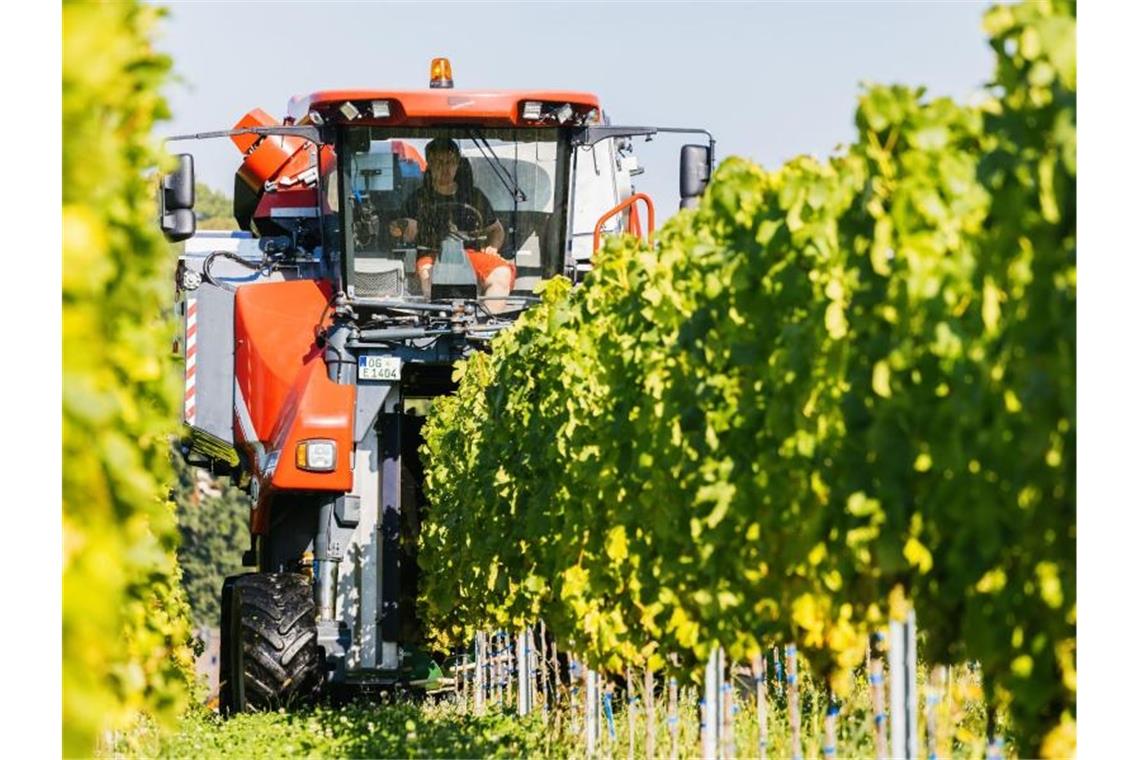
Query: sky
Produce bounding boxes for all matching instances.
[152,0,993,221]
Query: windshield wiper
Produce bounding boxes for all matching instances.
[467,128,527,203]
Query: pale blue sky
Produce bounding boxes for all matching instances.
[153,0,993,220]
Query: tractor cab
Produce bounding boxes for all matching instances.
[340,127,566,303]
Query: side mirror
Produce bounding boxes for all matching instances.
[160,154,196,243]
[679,144,711,210]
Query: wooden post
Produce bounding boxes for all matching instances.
[585,665,600,756]
[703,646,724,759]
[644,668,657,760]
[721,673,735,759]
[491,632,499,706]
[926,665,946,760]
[889,611,918,760]
[603,679,617,743]
[751,654,768,760]
[869,632,887,759]
[474,632,486,715]
[823,696,839,760]
[569,656,581,738]
[985,705,1004,760]
[785,644,802,760]
[517,629,531,716]
[539,622,550,718]
[626,665,637,759]
[668,675,680,760]
[529,628,539,716]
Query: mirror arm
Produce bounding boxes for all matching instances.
[165,125,327,145]
[573,126,715,168]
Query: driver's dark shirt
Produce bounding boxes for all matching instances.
[401,182,497,251]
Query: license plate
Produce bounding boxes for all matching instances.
[358,355,401,381]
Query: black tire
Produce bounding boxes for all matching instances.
[221,572,322,713]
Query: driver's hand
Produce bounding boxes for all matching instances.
[389,218,417,241]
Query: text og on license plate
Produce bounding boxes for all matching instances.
[358,354,401,381]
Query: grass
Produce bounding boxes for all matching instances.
[104,661,997,758]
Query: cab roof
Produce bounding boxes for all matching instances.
[287,89,601,127]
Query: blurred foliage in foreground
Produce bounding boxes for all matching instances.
[63,0,196,754]
[108,700,571,759]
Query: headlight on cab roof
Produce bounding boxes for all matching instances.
[296,439,337,472]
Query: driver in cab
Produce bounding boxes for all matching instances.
[389,138,513,308]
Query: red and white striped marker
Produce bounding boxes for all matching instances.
[184,297,197,426]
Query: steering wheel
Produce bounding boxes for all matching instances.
[432,201,487,245]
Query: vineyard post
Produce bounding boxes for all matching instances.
[926,665,946,760]
[627,665,636,760]
[751,653,768,760]
[528,628,539,716]
[518,629,532,716]
[539,622,550,718]
[668,674,680,760]
[702,646,724,759]
[943,665,956,760]
[499,631,506,706]
[550,634,563,696]
[506,631,515,706]
[603,679,618,742]
[491,632,500,706]
[823,695,839,760]
[645,667,657,760]
[889,609,919,759]
[570,656,581,738]
[721,673,735,759]
[985,704,1004,760]
[585,666,600,756]
[458,651,467,708]
[486,631,495,709]
[786,644,802,760]
[474,632,486,715]
[869,632,887,758]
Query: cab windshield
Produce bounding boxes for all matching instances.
[340,127,569,302]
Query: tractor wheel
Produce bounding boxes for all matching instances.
[220,572,322,713]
